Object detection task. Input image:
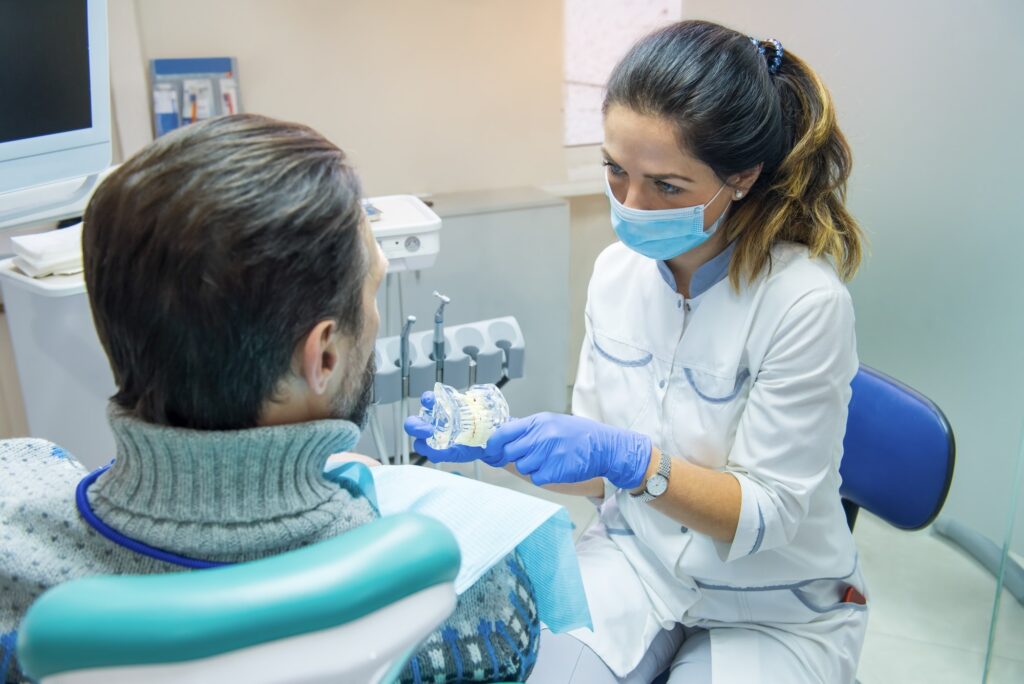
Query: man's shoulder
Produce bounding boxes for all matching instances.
[0,438,88,494]
[0,440,97,645]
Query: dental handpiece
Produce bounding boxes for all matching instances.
[400,315,416,399]
[432,291,450,382]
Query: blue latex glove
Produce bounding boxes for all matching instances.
[403,392,507,466]
[485,412,653,489]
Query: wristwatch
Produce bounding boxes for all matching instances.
[630,451,672,503]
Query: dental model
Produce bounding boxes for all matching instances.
[423,382,510,449]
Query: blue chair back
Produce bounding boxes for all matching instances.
[840,365,955,530]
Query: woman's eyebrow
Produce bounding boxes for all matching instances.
[600,149,695,183]
[646,172,696,183]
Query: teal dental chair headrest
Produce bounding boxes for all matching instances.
[17,513,460,680]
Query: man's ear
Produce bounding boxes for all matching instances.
[299,320,349,395]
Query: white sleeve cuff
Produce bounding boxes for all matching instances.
[715,472,768,562]
[587,477,620,507]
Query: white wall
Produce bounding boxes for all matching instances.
[0,311,28,437]
[568,192,616,379]
[0,0,574,440]
[686,0,1024,548]
[132,0,566,197]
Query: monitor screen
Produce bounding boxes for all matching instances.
[0,0,92,144]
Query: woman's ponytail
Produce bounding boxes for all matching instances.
[727,44,864,286]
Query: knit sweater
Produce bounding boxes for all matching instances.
[0,410,538,683]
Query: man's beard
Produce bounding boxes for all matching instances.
[331,351,375,429]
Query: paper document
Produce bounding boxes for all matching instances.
[370,465,592,632]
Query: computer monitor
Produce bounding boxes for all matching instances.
[0,0,111,195]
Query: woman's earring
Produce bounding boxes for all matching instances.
[734,190,744,200]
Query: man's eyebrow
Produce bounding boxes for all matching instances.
[600,148,695,184]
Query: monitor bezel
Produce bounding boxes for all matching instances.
[0,0,111,194]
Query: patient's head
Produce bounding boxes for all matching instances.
[83,114,387,431]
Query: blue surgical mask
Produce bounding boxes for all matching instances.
[606,176,729,260]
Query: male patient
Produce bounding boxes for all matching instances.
[0,114,538,683]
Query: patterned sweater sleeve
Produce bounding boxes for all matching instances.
[1,632,23,684]
[400,550,540,684]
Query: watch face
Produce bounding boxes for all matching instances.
[647,474,668,497]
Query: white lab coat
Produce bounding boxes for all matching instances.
[568,241,868,683]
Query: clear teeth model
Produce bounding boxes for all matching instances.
[423,383,510,449]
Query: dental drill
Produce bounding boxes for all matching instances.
[433,291,450,383]
[400,315,416,465]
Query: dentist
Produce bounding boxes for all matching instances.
[408,19,868,684]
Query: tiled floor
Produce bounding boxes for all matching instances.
[455,464,1023,683]
[854,512,1024,683]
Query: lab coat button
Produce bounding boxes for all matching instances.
[659,379,667,389]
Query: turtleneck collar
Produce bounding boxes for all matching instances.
[87,407,365,561]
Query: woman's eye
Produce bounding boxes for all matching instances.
[602,161,626,176]
[655,180,682,196]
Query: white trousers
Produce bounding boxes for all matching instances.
[528,625,710,683]
[540,523,869,683]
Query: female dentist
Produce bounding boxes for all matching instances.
[407,20,867,684]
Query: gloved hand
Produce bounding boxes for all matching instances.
[403,392,507,466]
[485,412,653,488]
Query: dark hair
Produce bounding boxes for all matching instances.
[83,114,368,430]
[605,20,863,286]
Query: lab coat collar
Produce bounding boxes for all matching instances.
[656,241,736,299]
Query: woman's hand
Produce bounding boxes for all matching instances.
[404,397,651,488]
[487,413,653,488]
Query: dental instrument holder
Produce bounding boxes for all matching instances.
[373,316,525,406]
[400,316,416,400]
[398,316,417,465]
[433,292,450,383]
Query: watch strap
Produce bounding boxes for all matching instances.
[630,451,671,503]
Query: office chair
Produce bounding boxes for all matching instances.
[840,364,956,530]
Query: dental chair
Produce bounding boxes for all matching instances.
[839,364,956,531]
[16,513,460,684]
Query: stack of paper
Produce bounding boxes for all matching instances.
[11,223,84,278]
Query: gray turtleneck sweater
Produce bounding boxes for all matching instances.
[0,410,538,683]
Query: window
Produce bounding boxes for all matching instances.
[563,0,684,147]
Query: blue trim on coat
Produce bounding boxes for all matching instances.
[592,337,653,367]
[694,559,859,592]
[656,241,735,297]
[683,367,750,403]
[749,502,766,555]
